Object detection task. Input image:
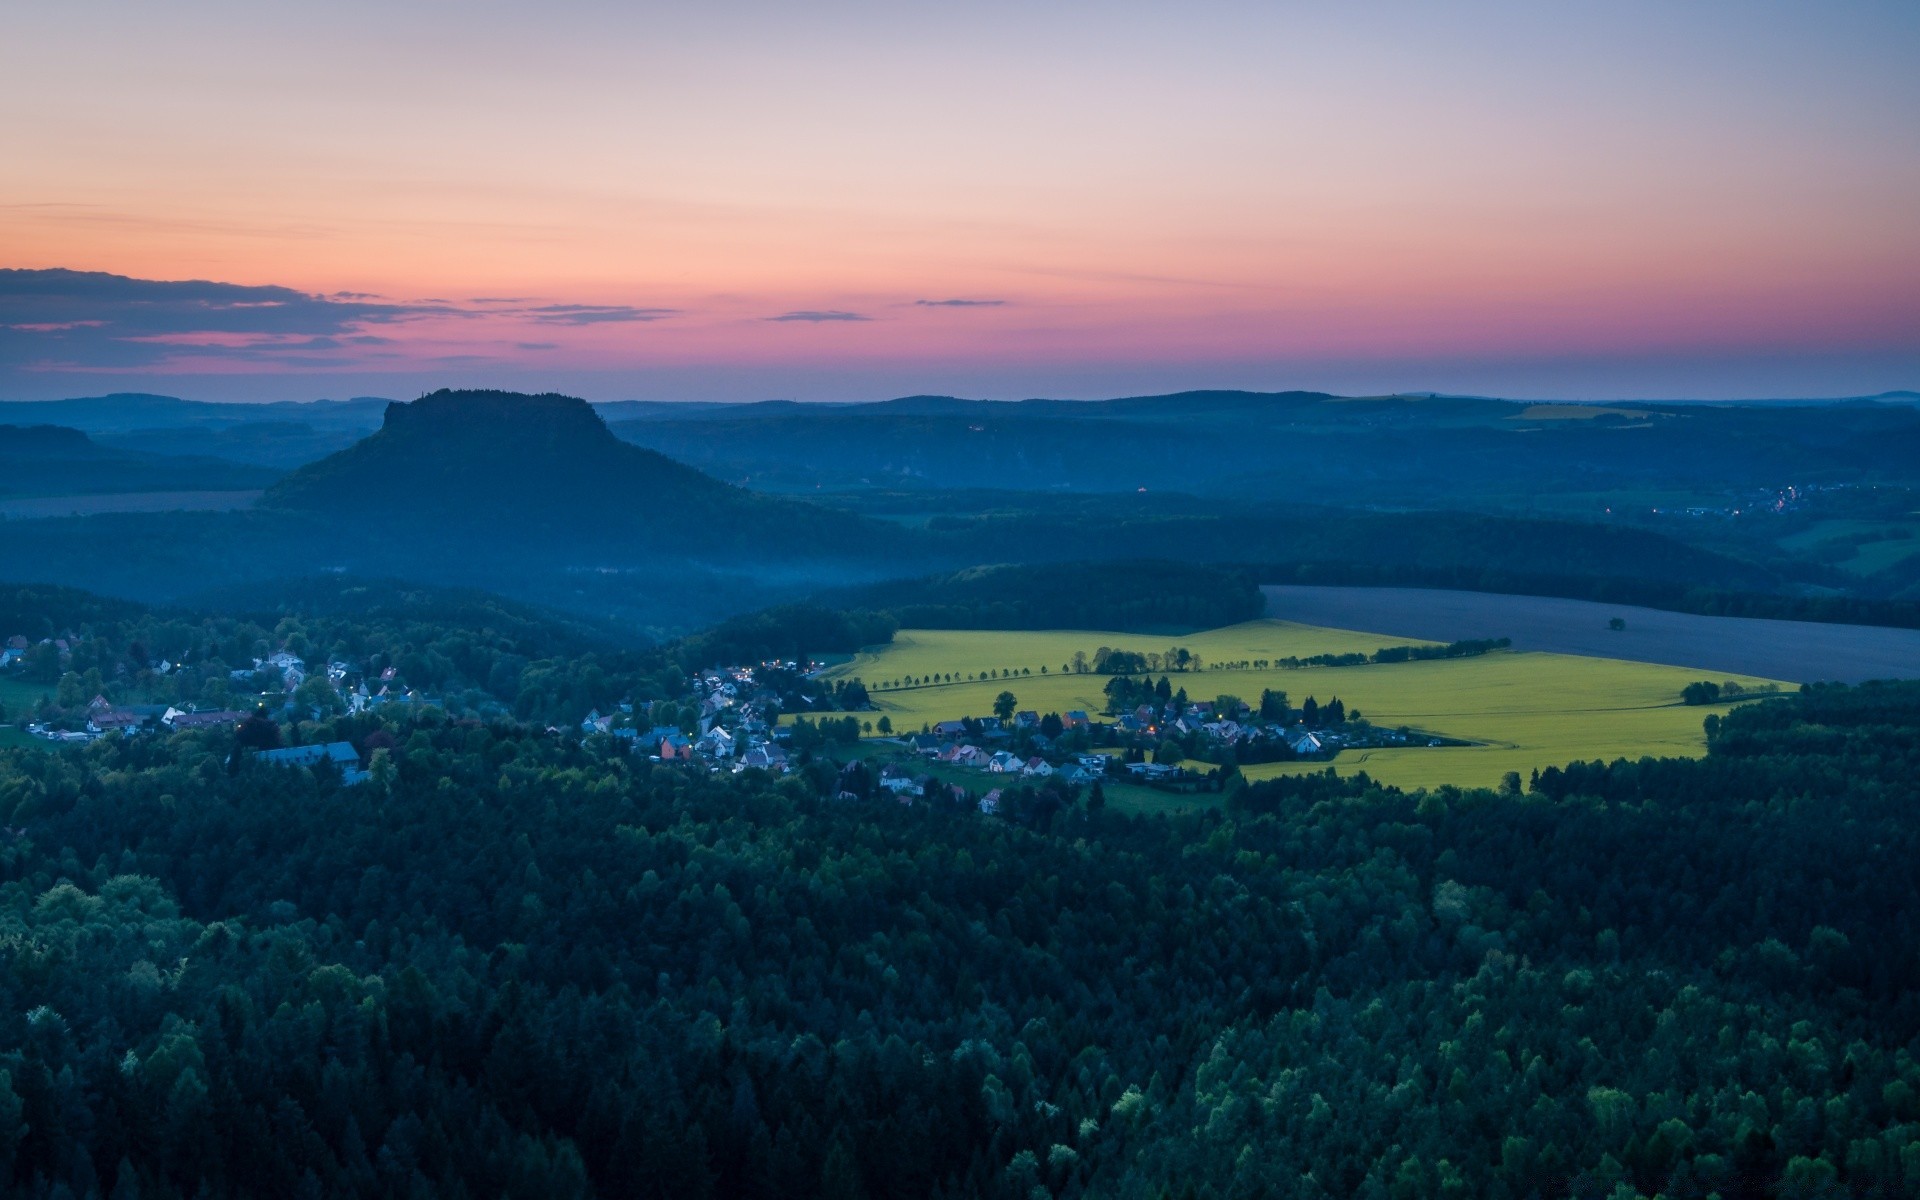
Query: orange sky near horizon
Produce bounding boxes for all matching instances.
[3,1,1918,400]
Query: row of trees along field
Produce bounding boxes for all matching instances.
[0,664,1915,1198]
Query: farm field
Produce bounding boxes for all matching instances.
[1262,586,1920,684]
[818,620,1790,792]
[1776,518,1920,576]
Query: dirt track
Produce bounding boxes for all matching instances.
[1262,585,1920,685]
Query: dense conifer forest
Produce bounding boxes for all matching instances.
[0,573,1915,1199]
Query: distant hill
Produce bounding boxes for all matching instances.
[260,388,898,557]
[0,423,277,498]
[605,387,1920,500]
[0,392,392,434]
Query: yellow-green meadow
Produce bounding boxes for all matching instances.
[815,620,1791,791]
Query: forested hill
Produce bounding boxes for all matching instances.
[0,648,1915,1196]
[0,424,276,498]
[260,389,893,555]
[606,389,1920,500]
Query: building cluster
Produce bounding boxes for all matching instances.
[3,633,443,744]
[579,662,798,774]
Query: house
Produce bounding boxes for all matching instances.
[162,708,245,730]
[880,776,923,799]
[1075,754,1109,773]
[951,745,989,769]
[0,647,21,669]
[658,732,693,761]
[581,709,612,735]
[932,719,969,738]
[255,741,368,784]
[1289,731,1325,755]
[87,709,146,735]
[1059,766,1095,786]
[697,727,736,759]
[1014,710,1039,729]
[740,744,790,772]
[978,788,1003,815]
[1063,710,1091,730]
[1125,761,1182,781]
[987,751,1023,774]
[1189,701,1215,720]
[1021,757,1054,778]
[910,733,942,755]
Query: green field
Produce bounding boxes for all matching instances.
[1777,518,1920,576]
[0,675,51,716]
[817,621,1791,792]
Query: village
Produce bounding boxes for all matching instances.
[3,630,445,745]
[617,661,1454,815]
[4,622,1452,810]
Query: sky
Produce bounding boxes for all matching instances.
[3,0,1918,403]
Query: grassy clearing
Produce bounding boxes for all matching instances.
[1777,519,1920,576]
[0,676,51,716]
[819,621,1790,793]
[0,726,37,750]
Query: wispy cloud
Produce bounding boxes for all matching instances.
[764,310,871,323]
[915,298,1007,307]
[525,303,679,325]
[0,268,682,374]
[0,268,456,370]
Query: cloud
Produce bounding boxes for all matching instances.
[764,310,871,323]
[0,268,682,375]
[525,303,679,325]
[0,267,456,370]
[915,298,1007,307]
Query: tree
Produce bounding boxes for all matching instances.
[1040,712,1064,739]
[233,709,282,751]
[1301,696,1319,727]
[1259,689,1289,721]
[1608,616,1627,631]
[23,641,61,683]
[875,715,892,735]
[367,749,397,795]
[1682,680,1722,705]
[993,691,1017,722]
[295,676,343,716]
[1154,739,1183,764]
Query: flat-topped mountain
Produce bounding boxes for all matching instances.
[260,388,893,556]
